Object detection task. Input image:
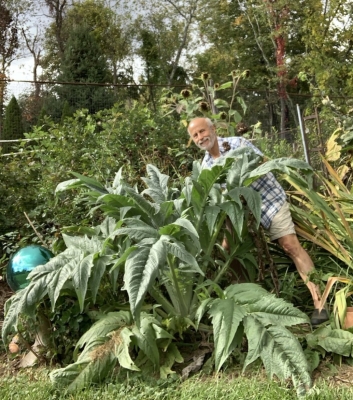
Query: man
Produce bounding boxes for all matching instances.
[187,117,328,326]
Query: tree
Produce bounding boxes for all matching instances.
[0,0,19,137]
[41,0,132,84]
[55,23,114,114]
[1,95,24,153]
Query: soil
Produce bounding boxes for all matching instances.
[1,274,353,388]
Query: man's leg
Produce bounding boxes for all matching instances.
[277,234,321,308]
[270,202,329,325]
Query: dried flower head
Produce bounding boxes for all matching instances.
[201,72,209,81]
[231,70,239,78]
[214,83,220,89]
[199,101,209,112]
[223,141,231,152]
[181,89,191,98]
[220,111,227,120]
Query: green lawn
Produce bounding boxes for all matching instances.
[1,366,353,400]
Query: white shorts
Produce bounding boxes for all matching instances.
[268,202,296,241]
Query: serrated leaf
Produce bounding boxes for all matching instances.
[90,255,110,303]
[245,158,313,186]
[227,187,262,227]
[141,164,170,203]
[243,316,312,396]
[62,234,102,255]
[124,240,166,322]
[113,327,140,371]
[124,186,162,227]
[72,254,95,312]
[208,298,246,371]
[248,294,310,327]
[50,351,116,392]
[74,311,133,358]
[131,314,161,366]
[71,172,109,194]
[204,205,221,235]
[111,218,159,242]
[160,343,183,379]
[55,178,80,194]
[163,240,203,275]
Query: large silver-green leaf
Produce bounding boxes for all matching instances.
[141,164,170,203]
[62,234,102,255]
[247,295,310,327]
[208,298,246,371]
[50,349,116,392]
[227,187,262,227]
[72,254,95,312]
[131,314,161,366]
[113,327,140,371]
[124,186,162,227]
[225,283,309,326]
[225,150,261,188]
[163,240,203,275]
[124,240,166,322]
[74,311,133,359]
[243,316,312,397]
[246,158,313,186]
[111,218,159,242]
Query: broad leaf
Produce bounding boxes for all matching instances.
[208,298,246,371]
[244,316,312,397]
[124,240,166,322]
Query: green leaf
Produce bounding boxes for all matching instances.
[71,172,109,194]
[124,240,166,322]
[204,205,221,235]
[163,240,203,275]
[245,158,313,186]
[227,187,262,227]
[50,350,116,392]
[124,186,162,228]
[112,218,159,242]
[160,343,183,379]
[307,326,353,357]
[74,311,133,359]
[243,316,312,397]
[141,164,170,203]
[208,298,247,371]
[72,254,95,312]
[131,314,161,366]
[90,255,110,303]
[55,178,81,194]
[113,327,140,371]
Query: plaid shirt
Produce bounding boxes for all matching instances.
[201,136,287,229]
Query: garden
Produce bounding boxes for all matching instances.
[2,72,353,400]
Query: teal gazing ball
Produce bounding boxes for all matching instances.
[6,245,54,292]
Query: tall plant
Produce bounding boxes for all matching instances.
[2,150,314,395]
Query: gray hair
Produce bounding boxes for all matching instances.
[187,117,214,135]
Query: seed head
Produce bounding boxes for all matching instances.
[181,89,191,98]
[199,101,209,112]
[201,72,209,81]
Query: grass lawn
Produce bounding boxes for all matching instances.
[1,359,353,400]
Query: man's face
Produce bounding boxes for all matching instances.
[188,118,216,152]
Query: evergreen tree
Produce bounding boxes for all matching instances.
[2,96,24,153]
[55,23,114,114]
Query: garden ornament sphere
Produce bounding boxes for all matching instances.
[6,245,54,292]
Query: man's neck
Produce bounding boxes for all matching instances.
[208,137,220,159]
